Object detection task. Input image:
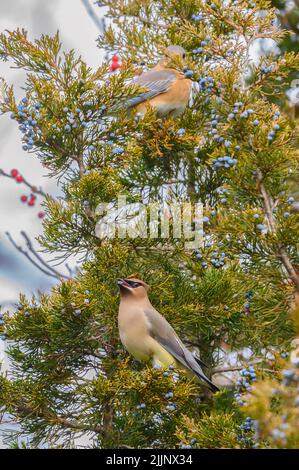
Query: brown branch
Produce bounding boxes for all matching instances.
[55,416,103,435]
[212,366,243,375]
[77,153,86,178]
[256,170,299,290]
[212,365,277,375]
[15,404,103,435]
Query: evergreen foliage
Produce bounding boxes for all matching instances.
[0,0,298,448]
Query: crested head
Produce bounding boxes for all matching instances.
[117,277,150,301]
[164,45,186,59]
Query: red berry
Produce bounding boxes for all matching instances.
[28,201,35,207]
[110,63,121,71]
[16,175,24,183]
[21,195,28,203]
[38,212,45,219]
[110,55,121,71]
[11,169,18,178]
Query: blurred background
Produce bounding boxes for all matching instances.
[0,0,104,307]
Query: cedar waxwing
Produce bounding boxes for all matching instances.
[117,277,219,392]
[122,45,196,118]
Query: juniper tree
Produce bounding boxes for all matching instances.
[0,0,298,449]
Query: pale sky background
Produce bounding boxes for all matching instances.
[0,0,105,306]
[0,0,107,447]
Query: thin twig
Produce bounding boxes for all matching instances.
[20,231,70,280]
[5,232,69,280]
[0,168,46,197]
[81,0,106,33]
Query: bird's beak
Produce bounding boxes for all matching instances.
[117,278,130,289]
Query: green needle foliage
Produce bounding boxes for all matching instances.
[0,0,298,448]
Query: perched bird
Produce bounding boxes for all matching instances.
[121,45,195,118]
[117,277,219,392]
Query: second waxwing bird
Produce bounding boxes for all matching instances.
[117,277,219,393]
[122,46,194,118]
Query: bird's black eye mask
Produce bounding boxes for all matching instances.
[126,280,142,289]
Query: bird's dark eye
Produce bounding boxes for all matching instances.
[127,280,141,288]
[182,53,186,59]
[131,282,140,288]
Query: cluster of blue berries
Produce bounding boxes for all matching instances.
[256,223,266,232]
[180,439,197,449]
[261,64,273,74]
[57,102,105,137]
[103,132,126,155]
[191,13,204,22]
[267,123,280,141]
[196,249,226,269]
[227,101,244,119]
[227,103,256,125]
[11,97,42,152]
[238,417,257,448]
[198,75,214,92]
[212,155,237,171]
[214,186,229,204]
[61,290,90,317]
[62,106,89,132]
[207,109,227,143]
[16,303,31,318]
[136,403,146,411]
[183,67,194,78]
[192,37,211,55]
[234,366,256,405]
[273,110,280,120]
[162,389,176,413]
[280,352,289,359]
[112,147,124,155]
[240,416,255,432]
[243,290,254,314]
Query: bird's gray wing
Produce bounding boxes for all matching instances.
[144,307,219,392]
[124,70,177,108]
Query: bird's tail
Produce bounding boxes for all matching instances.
[195,370,219,393]
[203,377,220,393]
[185,353,219,392]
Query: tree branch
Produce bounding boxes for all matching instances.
[6,231,70,280]
[55,416,103,435]
[0,168,46,197]
[256,170,299,290]
[15,404,104,436]
[20,231,70,279]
